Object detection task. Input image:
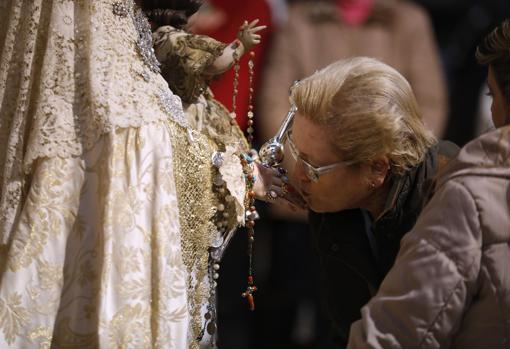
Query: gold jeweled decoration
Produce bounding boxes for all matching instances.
[168,123,218,348]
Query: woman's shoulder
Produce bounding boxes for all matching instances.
[435,140,460,173]
[437,140,460,158]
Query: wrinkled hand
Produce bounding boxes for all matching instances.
[237,19,266,51]
[252,163,307,209]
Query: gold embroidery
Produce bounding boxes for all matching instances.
[37,260,64,290]
[106,304,151,348]
[154,25,253,346]
[7,157,81,272]
[28,326,53,349]
[26,284,61,317]
[169,123,217,347]
[0,293,30,344]
[1,122,191,347]
[119,279,150,300]
[1,1,214,345]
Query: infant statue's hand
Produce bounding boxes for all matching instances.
[252,163,307,209]
[237,19,266,51]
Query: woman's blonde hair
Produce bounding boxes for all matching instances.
[291,57,436,175]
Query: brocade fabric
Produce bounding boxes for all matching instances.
[0,1,223,347]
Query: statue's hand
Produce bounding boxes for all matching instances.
[252,163,307,209]
[237,19,266,51]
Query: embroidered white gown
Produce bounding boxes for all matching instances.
[0,0,233,348]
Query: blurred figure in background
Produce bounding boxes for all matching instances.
[259,0,447,139]
[412,0,510,145]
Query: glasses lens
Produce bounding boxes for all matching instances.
[287,135,299,160]
[288,134,320,182]
[288,144,296,160]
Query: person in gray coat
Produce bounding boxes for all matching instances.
[348,18,510,349]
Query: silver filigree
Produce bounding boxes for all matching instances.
[211,152,224,169]
[210,234,224,249]
[140,69,151,82]
[132,8,161,74]
[112,1,130,17]
[159,88,189,128]
[115,1,159,73]
[209,227,236,261]
[115,2,191,130]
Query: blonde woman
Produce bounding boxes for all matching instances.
[285,57,458,347]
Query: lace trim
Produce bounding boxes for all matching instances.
[0,0,187,243]
[219,146,247,225]
[0,0,186,172]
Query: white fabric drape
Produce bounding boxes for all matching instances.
[0,0,196,347]
[0,122,190,348]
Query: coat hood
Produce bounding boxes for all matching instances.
[438,126,510,187]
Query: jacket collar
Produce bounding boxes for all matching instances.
[438,126,510,188]
[374,142,441,235]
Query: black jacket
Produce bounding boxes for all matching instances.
[309,141,458,347]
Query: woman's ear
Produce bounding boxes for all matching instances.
[370,156,390,187]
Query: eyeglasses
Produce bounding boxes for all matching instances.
[287,131,356,182]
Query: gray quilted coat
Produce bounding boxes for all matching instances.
[348,126,510,349]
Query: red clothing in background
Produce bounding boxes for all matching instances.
[199,0,272,132]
